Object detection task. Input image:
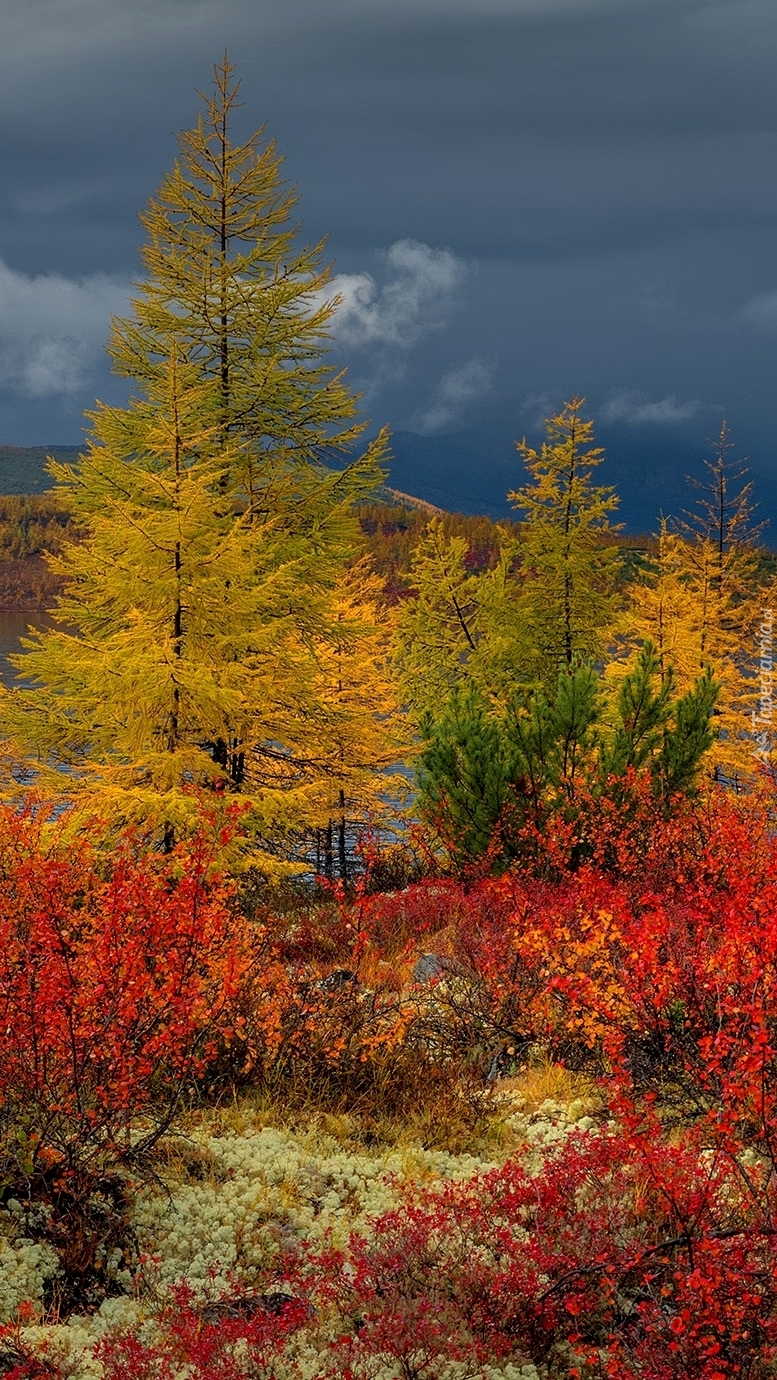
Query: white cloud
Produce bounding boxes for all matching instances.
[519,391,561,429]
[740,289,777,332]
[415,357,495,434]
[0,259,129,397]
[601,388,701,426]
[0,240,467,407]
[315,239,468,351]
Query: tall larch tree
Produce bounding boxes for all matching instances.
[606,519,700,685]
[391,514,527,724]
[618,423,767,784]
[507,399,622,691]
[679,420,765,610]
[0,60,396,868]
[392,516,482,723]
[308,557,407,882]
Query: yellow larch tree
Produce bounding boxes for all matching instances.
[0,61,400,868]
[508,398,623,691]
[615,424,767,784]
[394,400,624,728]
[308,557,408,881]
[391,514,527,724]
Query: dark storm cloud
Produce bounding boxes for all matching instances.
[271,0,777,247]
[5,0,776,264]
[0,0,776,529]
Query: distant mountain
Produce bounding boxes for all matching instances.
[385,431,516,519]
[2,431,774,541]
[377,485,445,516]
[0,445,81,494]
[0,447,446,518]
[387,425,777,540]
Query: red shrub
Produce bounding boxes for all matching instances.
[0,804,253,1184]
[309,1127,777,1378]
[96,1281,307,1380]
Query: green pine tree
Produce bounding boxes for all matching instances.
[416,645,718,871]
[416,685,516,864]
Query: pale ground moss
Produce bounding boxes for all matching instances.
[0,1235,60,1322]
[16,1324,104,1380]
[4,1079,603,1379]
[128,1122,501,1290]
[267,1338,541,1380]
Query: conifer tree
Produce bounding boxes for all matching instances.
[612,520,697,680]
[509,398,622,689]
[598,641,718,794]
[118,58,378,487]
[679,420,765,606]
[416,684,516,864]
[307,557,407,881]
[392,516,481,722]
[392,514,530,723]
[0,61,395,867]
[417,645,718,871]
[618,424,766,784]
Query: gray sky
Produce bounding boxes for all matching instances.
[2,0,777,526]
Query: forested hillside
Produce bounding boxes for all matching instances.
[0,494,79,607]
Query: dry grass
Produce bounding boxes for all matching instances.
[170,1064,505,1160]
[497,1056,603,1118]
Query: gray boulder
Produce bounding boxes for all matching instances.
[411,952,464,985]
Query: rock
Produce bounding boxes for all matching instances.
[411,953,464,985]
[315,968,360,993]
[258,1291,301,1317]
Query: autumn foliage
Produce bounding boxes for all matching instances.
[0,804,253,1188]
[92,1282,309,1380]
[5,791,777,1373]
[297,788,777,1373]
[306,1130,777,1378]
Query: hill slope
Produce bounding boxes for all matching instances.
[3,434,774,541]
[0,446,82,494]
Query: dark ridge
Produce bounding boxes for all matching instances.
[0,446,82,494]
